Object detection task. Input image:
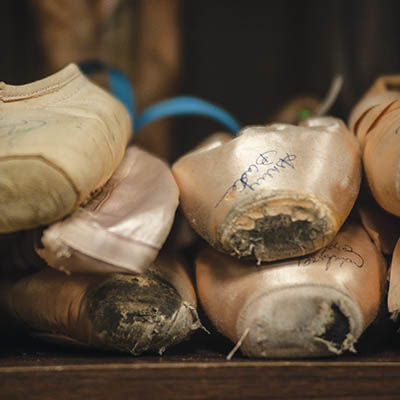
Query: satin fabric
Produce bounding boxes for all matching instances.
[0,63,131,232]
[0,254,199,355]
[349,75,400,216]
[173,117,361,262]
[196,222,386,358]
[37,146,179,274]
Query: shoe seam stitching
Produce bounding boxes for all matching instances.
[0,71,81,102]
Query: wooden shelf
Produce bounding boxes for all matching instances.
[2,325,400,400]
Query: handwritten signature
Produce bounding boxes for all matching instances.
[215,150,297,208]
[0,119,47,146]
[297,241,364,271]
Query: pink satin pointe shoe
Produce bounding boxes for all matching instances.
[36,146,179,274]
[0,254,200,355]
[349,75,400,216]
[0,63,131,233]
[173,117,361,263]
[0,146,179,276]
[358,200,400,256]
[196,221,386,358]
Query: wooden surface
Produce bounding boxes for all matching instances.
[2,326,400,400]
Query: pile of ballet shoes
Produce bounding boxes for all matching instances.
[0,63,399,358]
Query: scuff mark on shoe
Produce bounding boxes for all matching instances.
[218,195,338,263]
[83,272,200,355]
[312,301,356,355]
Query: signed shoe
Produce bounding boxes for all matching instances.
[36,146,179,274]
[349,75,400,216]
[0,63,131,233]
[0,254,200,355]
[196,222,386,358]
[172,117,361,262]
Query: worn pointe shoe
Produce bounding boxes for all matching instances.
[358,202,400,256]
[388,238,400,315]
[0,63,131,233]
[0,254,200,355]
[36,146,179,274]
[173,117,361,262]
[196,222,386,358]
[349,75,400,216]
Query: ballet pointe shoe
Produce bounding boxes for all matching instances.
[0,147,178,275]
[358,201,400,256]
[173,117,361,263]
[196,222,386,358]
[349,75,400,216]
[387,237,400,317]
[0,254,200,355]
[0,63,131,233]
[36,146,179,274]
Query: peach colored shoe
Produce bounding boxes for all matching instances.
[0,254,200,355]
[36,146,179,274]
[0,63,131,233]
[349,75,400,216]
[173,117,361,263]
[358,201,400,256]
[388,238,400,315]
[196,222,386,358]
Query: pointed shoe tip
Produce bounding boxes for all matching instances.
[82,272,198,355]
[219,195,340,262]
[236,285,363,358]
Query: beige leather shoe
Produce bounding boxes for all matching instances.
[0,63,131,233]
[349,75,400,216]
[196,222,386,358]
[173,117,361,263]
[36,146,179,274]
[0,254,200,355]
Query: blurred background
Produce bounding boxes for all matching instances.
[2,0,400,160]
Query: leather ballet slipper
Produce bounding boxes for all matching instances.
[36,146,179,274]
[196,222,386,358]
[0,63,131,233]
[173,117,361,263]
[349,75,400,216]
[0,254,201,355]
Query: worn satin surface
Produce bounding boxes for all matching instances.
[196,222,386,344]
[388,238,400,313]
[349,76,400,216]
[38,146,179,274]
[0,254,196,346]
[358,204,400,255]
[0,64,131,232]
[173,117,361,245]
[349,74,400,135]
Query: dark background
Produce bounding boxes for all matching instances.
[178,0,400,156]
[3,0,400,157]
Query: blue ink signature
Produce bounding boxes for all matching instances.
[0,119,48,146]
[297,242,364,270]
[215,150,297,208]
